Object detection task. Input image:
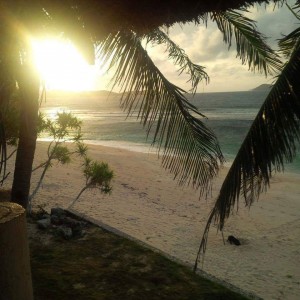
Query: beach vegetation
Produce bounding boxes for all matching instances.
[33,111,114,210]
[69,157,114,209]
[29,112,88,211]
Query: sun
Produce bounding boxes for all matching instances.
[31,38,98,91]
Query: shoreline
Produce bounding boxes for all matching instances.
[3,141,300,299]
[38,137,300,176]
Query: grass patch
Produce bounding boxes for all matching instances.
[30,218,248,300]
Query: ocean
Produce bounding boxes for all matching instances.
[39,90,300,173]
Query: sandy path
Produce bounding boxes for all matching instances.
[4,141,300,299]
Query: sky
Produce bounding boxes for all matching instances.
[142,1,299,93]
[36,1,299,93]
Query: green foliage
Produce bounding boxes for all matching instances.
[37,112,86,166]
[38,111,82,141]
[29,112,87,210]
[69,156,114,208]
[75,142,89,157]
[31,111,114,211]
[83,157,114,193]
[50,145,71,165]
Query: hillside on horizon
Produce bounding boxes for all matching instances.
[251,84,272,91]
[45,84,272,99]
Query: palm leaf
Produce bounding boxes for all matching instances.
[211,9,282,75]
[286,2,300,21]
[279,26,300,58]
[279,3,300,58]
[194,35,300,271]
[97,30,224,192]
[145,29,209,93]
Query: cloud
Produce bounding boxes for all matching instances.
[246,0,299,47]
[150,3,299,93]
[169,23,230,63]
[95,2,298,93]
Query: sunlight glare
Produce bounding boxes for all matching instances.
[32,39,97,91]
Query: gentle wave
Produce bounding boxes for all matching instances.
[39,90,300,173]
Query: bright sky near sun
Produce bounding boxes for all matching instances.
[31,39,105,91]
[32,1,298,93]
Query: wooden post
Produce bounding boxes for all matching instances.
[0,202,33,300]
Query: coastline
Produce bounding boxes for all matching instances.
[4,141,300,299]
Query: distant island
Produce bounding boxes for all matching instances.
[251,84,272,91]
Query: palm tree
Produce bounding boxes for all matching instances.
[0,0,283,210]
[194,2,300,270]
[0,3,45,207]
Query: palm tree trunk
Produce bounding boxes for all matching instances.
[11,65,39,209]
[28,160,51,212]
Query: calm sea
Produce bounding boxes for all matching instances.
[39,90,300,173]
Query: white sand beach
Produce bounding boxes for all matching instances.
[4,141,300,299]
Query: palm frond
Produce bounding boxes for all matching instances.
[194,36,300,271]
[279,4,300,58]
[211,9,282,75]
[286,2,300,21]
[279,27,300,58]
[97,30,224,193]
[145,29,209,93]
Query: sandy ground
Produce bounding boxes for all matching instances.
[3,141,300,300]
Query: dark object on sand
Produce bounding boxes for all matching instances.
[227,235,241,246]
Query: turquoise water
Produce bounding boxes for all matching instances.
[40,90,300,173]
[186,91,266,160]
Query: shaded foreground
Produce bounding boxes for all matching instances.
[29,214,248,300]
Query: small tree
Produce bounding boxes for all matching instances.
[29,112,88,212]
[68,157,114,209]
